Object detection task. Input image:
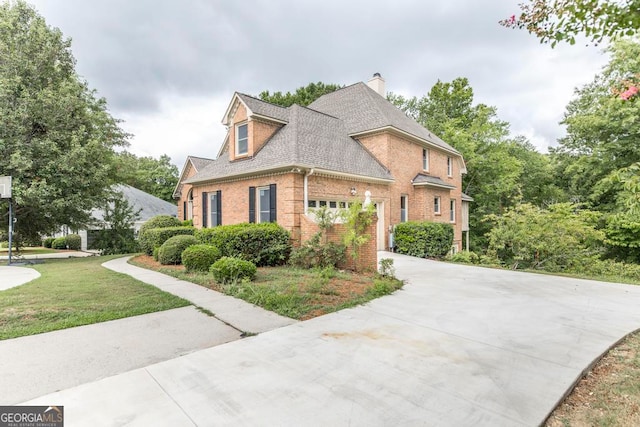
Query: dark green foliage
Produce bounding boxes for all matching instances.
[157,235,197,265]
[289,233,346,269]
[65,234,81,250]
[258,82,343,107]
[51,237,67,250]
[604,213,640,263]
[0,2,128,243]
[210,257,257,284]
[42,237,55,248]
[139,215,182,236]
[181,244,222,272]
[195,223,291,266]
[182,219,193,226]
[89,192,141,255]
[139,226,194,256]
[394,221,454,258]
[113,151,179,203]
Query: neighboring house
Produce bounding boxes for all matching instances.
[175,74,471,252]
[80,184,177,250]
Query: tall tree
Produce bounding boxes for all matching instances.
[501,0,640,46]
[0,1,128,243]
[258,82,342,107]
[114,151,178,202]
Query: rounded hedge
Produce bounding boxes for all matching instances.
[139,215,183,236]
[209,256,257,284]
[157,235,198,265]
[182,244,222,272]
[51,237,67,249]
[139,226,195,256]
[43,237,55,248]
[66,234,81,250]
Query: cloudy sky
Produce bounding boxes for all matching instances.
[29,0,609,169]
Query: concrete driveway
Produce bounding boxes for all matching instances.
[25,252,640,426]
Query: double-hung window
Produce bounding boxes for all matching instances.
[434,196,441,215]
[236,123,248,156]
[210,192,221,227]
[400,195,408,222]
[249,185,277,223]
[258,187,271,223]
[450,199,456,223]
[423,148,429,171]
[447,156,453,177]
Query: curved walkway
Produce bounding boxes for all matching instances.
[22,253,640,426]
[0,266,40,290]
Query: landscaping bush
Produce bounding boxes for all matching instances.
[157,235,198,265]
[43,237,55,248]
[51,237,67,249]
[195,223,291,266]
[138,215,184,255]
[139,226,195,255]
[181,244,222,272]
[394,221,454,258]
[210,256,257,284]
[289,232,346,269]
[65,234,81,250]
[447,251,480,264]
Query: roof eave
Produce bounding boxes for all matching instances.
[412,182,456,190]
[350,126,463,158]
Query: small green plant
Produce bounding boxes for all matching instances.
[289,232,346,269]
[340,200,376,265]
[52,237,67,250]
[182,219,194,226]
[310,205,338,243]
[181,244,222,272]
[378,258,396,278]
[447,251,480,264]
[210,257,257,284]
[157,235,198,265]
[42,237,55,248]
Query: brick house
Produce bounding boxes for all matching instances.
[174,74,471,253]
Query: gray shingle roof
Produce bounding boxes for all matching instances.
[189,156,214,171]
[236,93,290,123]
[412,173,456,189]
[461,192,474,202]
[186,104,393,184]
[308,83,460,155]
[93,184,176,223]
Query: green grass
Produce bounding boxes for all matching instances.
[0,246,59,255]
[129,257,403,320]
[0,255,190,340]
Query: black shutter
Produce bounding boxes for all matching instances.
[202,192,208,228]
[248,187,256,223]
[216,190,222,226]
[183,201,187,221]
[269,184,277,222]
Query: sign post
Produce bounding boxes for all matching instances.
[1,176,12,265]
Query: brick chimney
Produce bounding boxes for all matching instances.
[367,73,386,97]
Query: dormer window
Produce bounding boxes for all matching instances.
[236,123,248,156]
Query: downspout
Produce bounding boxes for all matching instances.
[304,168,314,215]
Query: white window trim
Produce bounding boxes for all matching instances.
[257,186,270,223]
[235,122,248,156]
[400,195,408,223]
[423,148,429,171]
[450,199,456,223]
[209,193,219,227]
[434,196,441,215]
[447,156,453,177]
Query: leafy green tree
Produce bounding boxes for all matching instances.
[486,203,604,271]
[551,39,640,211]
[90,192,141,255]
[500,0,640,46]
[0,1,127,242]
[114,151,178,202]
[258,82,343,107]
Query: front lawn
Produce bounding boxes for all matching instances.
[130,255,403,320]
[0,255,190,340]
[0,246,60,256]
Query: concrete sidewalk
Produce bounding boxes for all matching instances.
[0,266,40,290]
[23,252,640,426]
[102,257,297,334]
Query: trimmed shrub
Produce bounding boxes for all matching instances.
[52,237,67,249]
[157,235,198,265]
[65,234,81,250]
[394,221,454,258]
[210,256,257,284]
[447,251,480,264]
[140,226,195,255]
[182,244,222,272]
[139,215,182,236]
[153,246,160,261]
[43,237,55,248]
[195,223,291,266]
